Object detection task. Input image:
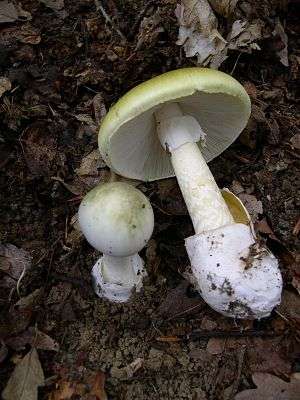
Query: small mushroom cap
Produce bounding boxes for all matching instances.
[99,67,251,181]
[78,182,154,256]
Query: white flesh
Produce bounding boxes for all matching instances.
[155,103,234,234]
[92,254,146,302]
[185,224,282,319]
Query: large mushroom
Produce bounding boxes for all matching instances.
[79,182,154,302]
[98,68,282,318]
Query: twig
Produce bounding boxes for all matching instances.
[229,346,246,399]
[94,0,127,42]
[186,329,278,340]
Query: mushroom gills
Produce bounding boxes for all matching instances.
[155,102,234,234]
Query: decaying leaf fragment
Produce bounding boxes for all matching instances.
[0,77,11,97]
[39,0,64,11]
[272,19,289,67]
[176,0,263,68]
[2,348,44,400]
[176,0,227,67]
[0,244,32,293]
[0,1,31,23]
[235,373,300,400]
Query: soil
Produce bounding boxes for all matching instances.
[0,1,299,399]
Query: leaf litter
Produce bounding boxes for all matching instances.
[2,348,44,400]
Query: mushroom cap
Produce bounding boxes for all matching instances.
[78,182,154,256]
[99,67,251,181]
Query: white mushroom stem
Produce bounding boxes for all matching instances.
[101,254,143,285]
[155,103,282,319]
[155,103,234,234]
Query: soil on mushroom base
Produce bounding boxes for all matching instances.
[0,1,299,399]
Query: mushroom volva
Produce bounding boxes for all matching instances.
[98,68,282,318]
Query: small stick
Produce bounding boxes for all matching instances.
[186,329,278,340]
[94,0,127,42]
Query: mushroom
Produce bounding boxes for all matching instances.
[78,182,154,302]
[98,67,282,318]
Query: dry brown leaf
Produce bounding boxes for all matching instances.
[17,24,41,45]
[272,19,289,67]
[110,358,144,380]
[0,244,32,292]
[6,327,59,352]
[247,337,291,376]
[238,193,263,223]
[21,122,57,177]
[92,93,106,125]
[39,0,64,11]
[2,348,44,400]
[0,76,11,97]
[135,8,164,50]
[235,373,300,400]
[208,0,238,17]
[156,281,204,319]
[176,1,263,68]
[49,371,107,400]
[176,0,227,67]
[277,290,300,323]
[290,134,300,150]
[75,149,106,176]
[0,1,31,23]
[0,340,8,363]
[206,338,225,354]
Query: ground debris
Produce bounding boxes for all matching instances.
[0,1,31,23]
[48,370,107,400]
[235,373,300,400]
[2,348,44,400]
[5,327,59,352]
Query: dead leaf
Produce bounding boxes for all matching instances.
[135,8,164,50]
[0,340,8,363]
[176,1,263,68]
[88,371,107,400]
[49,371,107,400]
[6,327,59,351]
[255,218,280,242]
[176,0,227,67]
[156,281,204,319]
[208,0,238,17]
[21,122,57,177]
[247,337,291,376]
[110,358,143,380]
[2,348,44,400]
[0,1,31,23]
[0,76,11,97]
[75,149,106,176]
[273,19,289,67]
[290,134,300,150]
[17,24,41,45]
[277,290,300,323]
[16,288,43,308]
[206,338,225,354]
[237,193,263,223]
[92,93,106,125]
[235,373,300,400]
[39,0,64,11]
[0,244,32,293]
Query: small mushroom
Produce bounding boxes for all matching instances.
[78,182,154,302]
[98,68,282,318]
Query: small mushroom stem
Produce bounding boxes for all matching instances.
[101,254,142,284]
[155,103,234,234]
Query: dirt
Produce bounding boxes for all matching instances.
[0,1,299,399]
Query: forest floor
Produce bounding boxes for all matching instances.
[0,1,299,399]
